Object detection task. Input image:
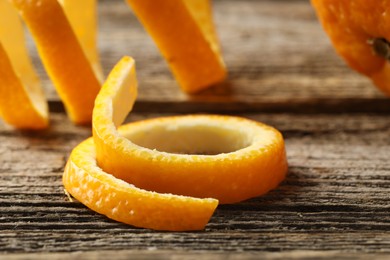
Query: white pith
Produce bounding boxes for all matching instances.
[123,118,254,155]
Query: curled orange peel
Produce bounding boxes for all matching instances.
[1,0,228,129]
[58,0,104,83]
[125,0,227,93]
[0,0,48,129]
[63,56,288,231]
[10,0,101,124]
[93,56,287,204]
[63,138,218,231]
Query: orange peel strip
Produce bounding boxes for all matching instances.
[92,56,288,205]
[125,0,227,93]
[58,0,104,83]
[64,56,287,230]
[10,0,101,124]
[0,0,48,129]
[63,138,218,231]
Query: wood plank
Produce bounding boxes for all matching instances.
[25,0,390,114]
[1,112,389,255]
[3,251,390,260]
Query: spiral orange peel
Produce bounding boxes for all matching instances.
[63,56,287,230]
[63,137,218,231]
[58,0,104,83]
[125,0,227,93]
[10,0,101,124]
[0,0,48,129]
[1,0,228,129]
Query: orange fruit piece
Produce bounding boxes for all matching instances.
[10,0,101,124]
[311,0,390,96]
[63,137,218,231]
[65,56,287,230]
[93,56,288,204]
[58,0,104,83]
[125,0,227,93]
[0,0,48,129]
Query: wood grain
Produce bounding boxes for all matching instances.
[3,251,390,260]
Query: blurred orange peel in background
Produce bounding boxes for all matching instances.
[125,0,227,93]
[63,56,288,231]
[10,0,101,125]
[0,0,226,129]
[0,0,101,128]
[0,0,48,129]
[311,0,390,96]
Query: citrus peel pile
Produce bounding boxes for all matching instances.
[63,56,288,231]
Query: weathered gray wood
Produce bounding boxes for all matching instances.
[3,251,390,260]
[26,0,390,114]
[1,112,389,256]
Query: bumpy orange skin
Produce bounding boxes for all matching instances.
[311,0,390,96]
[94,115,288,205]
[11,0,101,124]
[125,0,227,93]
[63,138,218,231]
[59,0,104,83]
[66,56,287,230]
[0,44,47,129]
[92,56,287,205]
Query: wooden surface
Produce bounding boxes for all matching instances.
[1,0,390,259]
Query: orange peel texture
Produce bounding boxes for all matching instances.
[125,0,227,93]
[93,56,287,204]
[10,0,101,124]
[64,56,287,230]
[311,0,390,96]
[63,138,218,231]
[0,0,48,129]
[58,0,104,83]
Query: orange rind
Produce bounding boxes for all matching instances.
[0,0,48,129]
[58,0,104,83]
[125,0,227,93]
[92,56,288,204]
[63,138,218,231]
[64,56,287,230]
[94,115,288,205]
[11,0,101,124]
[311,0,390,96]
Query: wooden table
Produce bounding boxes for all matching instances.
[1,0,390,259]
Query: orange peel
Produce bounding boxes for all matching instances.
[0,0,48,129]
[64,56,287,230]
[125,0,227,93]
[92,56,288,204]
[58,0,104,83]
[10,0,101,124]
[63,138,218,231]
[311,0,390,96]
